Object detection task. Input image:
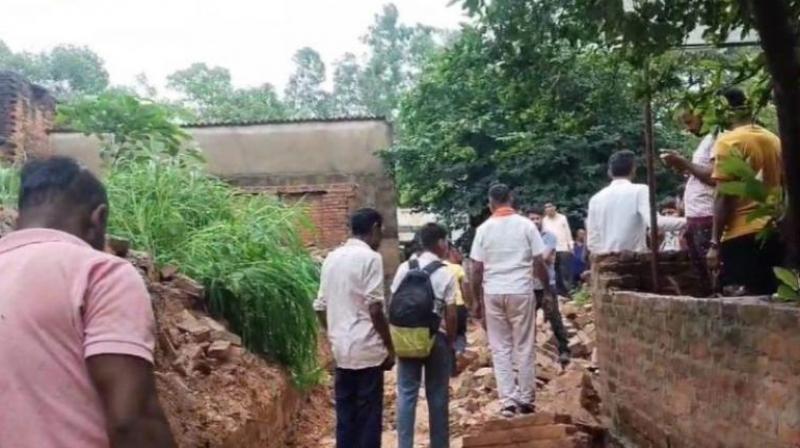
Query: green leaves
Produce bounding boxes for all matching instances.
[774,267,799,290]
[774,267,800,302]
[57,92,195,166]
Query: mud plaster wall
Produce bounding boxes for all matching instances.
[0,71,55,163]
[592,253,800,448]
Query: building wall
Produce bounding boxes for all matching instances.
[0,71,55,163]
[592,254,800,448]
[50,119,401,279]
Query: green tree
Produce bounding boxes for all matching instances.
[331,53,368,116]
[359,3,444,118]
[459,0,800,261]
[387,25,688,226]
[167,63,287,122]
[284,47,331,118]
[0,41,109,98]
[56,91,196,165]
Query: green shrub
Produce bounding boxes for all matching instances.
[0,165,19,207]
[106,160,320,387]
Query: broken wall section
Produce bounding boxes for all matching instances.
[592,253,800,448]
[0,71,55,163]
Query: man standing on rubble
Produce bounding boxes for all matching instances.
[543,203,575,297]
[528,207,571,367]
[0,157,175,448]
[315,208,394,448]
[471,184,551,418]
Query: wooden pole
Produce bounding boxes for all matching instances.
[643,69,660,292]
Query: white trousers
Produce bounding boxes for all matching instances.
[484,293,536,407]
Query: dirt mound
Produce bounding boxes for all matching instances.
[122,248,303,448]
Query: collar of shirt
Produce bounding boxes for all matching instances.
[610,178,632,187]
[413,250,443,264]
[0,228,91,256]
[344,237,371,250]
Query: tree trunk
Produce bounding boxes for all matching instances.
[748,0,800,266]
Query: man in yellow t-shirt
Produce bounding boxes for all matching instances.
[445,245,470,358]
[708,87,784,295]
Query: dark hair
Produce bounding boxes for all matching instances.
[720,87,747,110]
[608,150,637,177]
[488,183,511,204]
[659,198,677,210]
[526,206,544,216]
[418,222,447,251]
[19,156,107,212]
[350,208,383,237]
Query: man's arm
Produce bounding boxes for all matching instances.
[459,276,474,313]
[87,355,175,448]
[471,261,485,319]
[368,256,394,360]
[562,216,574,251]
[368,302,394,356]
[708,191,736,270]
[638,185,686,232]
[662,151,715,186]
[533,255,551,294]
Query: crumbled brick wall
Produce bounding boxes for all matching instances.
[0,71,55,163]
[592,254,800,448]
[243,183,360,249]
[590,251,704,297]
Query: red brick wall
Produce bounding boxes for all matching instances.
[243,183,359,249]
[592,254,800,448]
[0,71,55,163]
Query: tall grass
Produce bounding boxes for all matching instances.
[105,161,320,387]
[0,165,19,207]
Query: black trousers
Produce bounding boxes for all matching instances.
[535,290,570,355]
[335,366,384,448]
[555,251,574,296]
[720,232,783,295]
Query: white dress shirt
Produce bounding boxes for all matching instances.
[470,214,546,295]
[314,238,387,370]
[542,213,574,252]
[683,133,716,218]
[390,251,457,334]
[587,179,686,254]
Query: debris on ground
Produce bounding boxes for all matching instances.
[290,297,607,447]
[122,247,302,448]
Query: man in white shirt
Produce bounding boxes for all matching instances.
[391,223,457,448]
[543,202,575,296]
[315,208,394,448]
[470,184,550,418]
[661,110,717,294]
[587,150,686,254]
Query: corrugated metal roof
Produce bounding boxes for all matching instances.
[183,116,387,128]
[50,115,389,133]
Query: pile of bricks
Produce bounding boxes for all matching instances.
[462,413,594,448]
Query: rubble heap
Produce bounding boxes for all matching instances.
[121,247,302,448]
[457,299,605,447]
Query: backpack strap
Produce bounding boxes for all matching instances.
[409,259,420,270]
[422,260,445,276]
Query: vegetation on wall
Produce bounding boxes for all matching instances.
[106,160,321,386]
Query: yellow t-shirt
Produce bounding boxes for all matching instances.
[444,261,466,306]
[711,125,782,241]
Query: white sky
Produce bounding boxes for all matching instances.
[0,0,467,92]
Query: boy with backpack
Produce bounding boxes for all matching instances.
[389,223,458,448]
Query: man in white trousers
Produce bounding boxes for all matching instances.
[471,184,551,418]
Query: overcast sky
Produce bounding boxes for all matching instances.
[0,0,467,91]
